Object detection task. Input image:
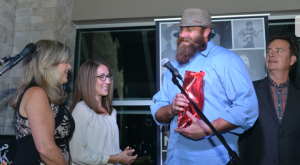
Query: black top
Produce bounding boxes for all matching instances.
[13,86,75,165]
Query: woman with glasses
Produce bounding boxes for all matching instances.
[69,60,137,165]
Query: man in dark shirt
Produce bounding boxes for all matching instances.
[239,36,300,165]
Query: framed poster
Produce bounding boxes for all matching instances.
[155,14,269,165]
[233,18,265,49]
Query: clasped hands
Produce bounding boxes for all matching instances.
[171,93,213,140]
[119,146,138,165]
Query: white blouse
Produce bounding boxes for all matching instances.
[69,101,121,165]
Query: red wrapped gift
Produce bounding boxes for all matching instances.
[177,70,205,128]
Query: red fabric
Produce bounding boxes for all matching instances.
[177,71,205,128]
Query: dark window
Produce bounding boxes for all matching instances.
[269,19,300,83]
[115,106,157,164]
[75,27,156,100]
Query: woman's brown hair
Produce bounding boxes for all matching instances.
[70,60,114,115]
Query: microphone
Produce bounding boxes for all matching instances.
[161,58,183,80]
[0,43,37,76]
[0,56,10,65]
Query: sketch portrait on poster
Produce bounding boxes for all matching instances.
[233,49,267,81]
[159,22,180,87]
[233,18,265,49]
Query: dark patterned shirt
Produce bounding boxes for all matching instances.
[13,86,75,165]
[269,77,289,123]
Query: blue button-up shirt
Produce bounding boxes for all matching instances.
[151,41,258,165]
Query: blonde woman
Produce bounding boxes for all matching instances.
[69,60,137,165]
[9,40,75,165]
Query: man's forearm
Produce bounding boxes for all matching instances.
[155,104,175,123]
[211,118,239,135]
[174,114,239,140]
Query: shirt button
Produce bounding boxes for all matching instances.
[278,92,280,94]
[175,149,177,151]
[278,136,281,139]
[273,160,277,163]
[279,104,281,107]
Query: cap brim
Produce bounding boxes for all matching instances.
[173,23,216,29]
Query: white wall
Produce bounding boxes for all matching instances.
[72,0,300,24]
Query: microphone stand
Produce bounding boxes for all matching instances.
[0,43,37,76]
[0,56,11,76]
[171,75,244,165]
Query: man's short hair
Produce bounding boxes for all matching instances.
[246,21,253,26]
[267,36,299,70]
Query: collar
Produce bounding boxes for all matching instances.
[269,76,289,88]
[189,40,215,61]
[178,40,216,65]
[201,40,215,57]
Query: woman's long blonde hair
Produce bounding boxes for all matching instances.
[70,60,114,115]
[9,40,72,108]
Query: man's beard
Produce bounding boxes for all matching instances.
[176,32,207,64]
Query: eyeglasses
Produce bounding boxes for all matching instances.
[96,74,114,81]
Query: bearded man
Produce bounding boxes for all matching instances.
[150,8,258,165]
